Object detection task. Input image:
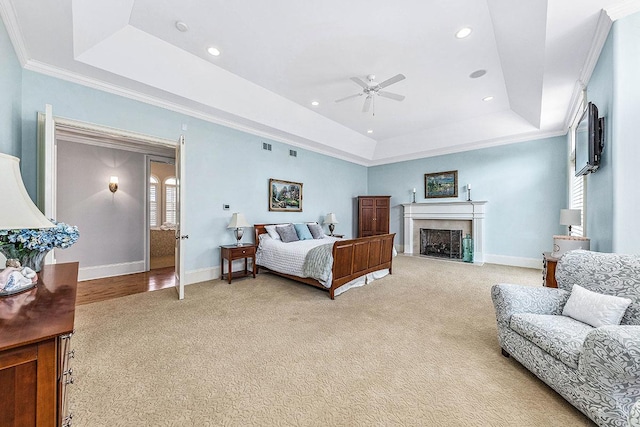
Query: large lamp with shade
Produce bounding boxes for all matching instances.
[227,213,250,246]
[559,209,581,236]
[324,213,338,236]
[0,153,55,294]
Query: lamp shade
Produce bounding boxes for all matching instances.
[324,213,338,224]
[227,213,250,228]
[0,153,54,229]
[559,209,581,226]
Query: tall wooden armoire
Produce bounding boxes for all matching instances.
[357,196,391,237]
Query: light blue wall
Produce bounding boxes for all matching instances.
[18,72,367,272]
[368,136,568,260]
[0,18,22,157]
[586,11,640,254]
[611,12,640,254]
[586,26,614,253]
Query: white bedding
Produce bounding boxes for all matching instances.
[256,234,340,287]
[256,234,394,295]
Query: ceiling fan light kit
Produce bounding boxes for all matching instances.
[335,73,406,115]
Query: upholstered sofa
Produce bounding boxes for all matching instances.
[491,250,640,427]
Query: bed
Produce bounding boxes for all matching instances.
[254,223,395,299]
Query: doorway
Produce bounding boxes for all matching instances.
[149,158,176,270]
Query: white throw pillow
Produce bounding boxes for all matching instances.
[264,225,281,240]
[562,284,632,328]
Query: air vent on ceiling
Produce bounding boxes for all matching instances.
[262,142,272,151]
[289,149,297,157]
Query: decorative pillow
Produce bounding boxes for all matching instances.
[307,223,325,239]
[276,224,299,243]
[562,284,632,328]
[294,223,313,240]
[264,225,281,240]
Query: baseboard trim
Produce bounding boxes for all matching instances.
[78,261,146,281]
[184,266,220,286]
[483,254,542,269]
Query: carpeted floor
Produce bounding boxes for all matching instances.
[69,255,594,426]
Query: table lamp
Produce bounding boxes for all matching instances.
[324,213,338,236]
[560,209,581,236]
[227,213,250,246]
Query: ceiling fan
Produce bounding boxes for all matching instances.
[335,73,406,114]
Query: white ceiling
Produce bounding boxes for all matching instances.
[2,0,640,165]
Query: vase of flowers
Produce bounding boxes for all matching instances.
[0,221,80,272]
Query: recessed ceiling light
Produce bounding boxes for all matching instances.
[207,47,221,57]
[469,69,487,78]
[367,129,374,134]
[455,27,472,39]
[175,21,189,32]
[311,101,319,106]
[483,96,494,101]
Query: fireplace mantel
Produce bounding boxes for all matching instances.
[402,201,487,263]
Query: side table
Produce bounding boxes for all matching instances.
[220,244,256,284]
[542,252,559,288]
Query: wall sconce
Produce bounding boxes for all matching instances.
[227,213,250,246]
[324,212,338,236]
[109,176,119,193]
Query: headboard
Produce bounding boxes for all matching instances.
[254,223,272,244]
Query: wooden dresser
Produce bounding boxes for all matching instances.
[358,196,391,237]
[0,262,78,427]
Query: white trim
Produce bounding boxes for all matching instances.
[78,261,146,281]
[579,10,613,87]
[483,254,542,270]
[606,1,640,21]
[184,266,220,286]
[22,60,372,166]
[0,0,29,66]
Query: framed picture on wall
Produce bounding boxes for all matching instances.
[269,178,303,212]
[425,170,458,198]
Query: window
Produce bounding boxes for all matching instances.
[164,177,177,224]
[149,175,159,227]
[568,97,586,237]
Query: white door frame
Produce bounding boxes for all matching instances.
[38,104,181,289]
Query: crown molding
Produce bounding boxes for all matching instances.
[367,129,567,167]
[0,0,29,66]
[22,59,371,167]
[580,10,613,86]
[606,1,640,21]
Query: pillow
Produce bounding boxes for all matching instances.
[276,224,299,243]
[294,223,313,240]
[307,223,326,239]
[562,284,632,328]
[264,225,281,240]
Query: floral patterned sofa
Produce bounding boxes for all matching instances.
[491,250,640,427]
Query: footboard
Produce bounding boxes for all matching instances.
[329,233,395,299]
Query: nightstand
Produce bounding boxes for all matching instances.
[220,244,256,284]
[542,252,559,288]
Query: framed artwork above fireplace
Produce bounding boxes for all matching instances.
[425,170,458,198]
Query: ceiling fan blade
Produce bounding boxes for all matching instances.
[350,77,369,89]
[335,93,361,103]
[378,73,406,89]
[362,96,372,112]
[378,91,405,101]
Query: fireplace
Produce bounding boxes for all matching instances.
[402,201,487,264]
[420,229,462,259]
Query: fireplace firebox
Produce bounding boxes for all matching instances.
[420,229,462,259]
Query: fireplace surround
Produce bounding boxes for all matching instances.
[402,201,486,264]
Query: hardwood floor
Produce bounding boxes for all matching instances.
[76,267,175,305]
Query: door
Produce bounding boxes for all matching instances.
[374,198,390,234]
[174,135,187,299]
[37,104,57,265]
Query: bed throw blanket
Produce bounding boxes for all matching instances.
[302,243,334,282]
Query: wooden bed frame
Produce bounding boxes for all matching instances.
[254,224,395,299]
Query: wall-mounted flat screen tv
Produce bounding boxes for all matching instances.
[575,102,604,176]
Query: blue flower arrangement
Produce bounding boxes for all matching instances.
[0,221,79,271]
